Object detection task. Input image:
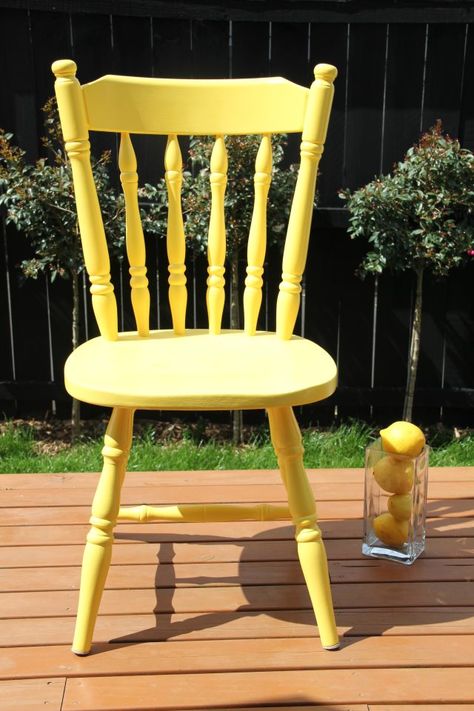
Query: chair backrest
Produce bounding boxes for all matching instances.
[52,59,337,342]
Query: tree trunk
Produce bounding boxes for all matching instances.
[403,267,424,423]
[71,268,81,440]
[230,252,243,445]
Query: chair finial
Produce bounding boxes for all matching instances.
[314,63,338,83]
[52,59,77,79]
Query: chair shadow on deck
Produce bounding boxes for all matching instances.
[99,500,474,654]
[110,523,319,650]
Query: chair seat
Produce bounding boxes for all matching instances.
[65,329,337,410]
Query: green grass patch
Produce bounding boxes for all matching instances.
[0,419,472,474]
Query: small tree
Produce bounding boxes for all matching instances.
[340,121,474,421]
[142,134,299,443]
[0,100,124,436]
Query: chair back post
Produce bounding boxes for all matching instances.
[276,63,337,340]
[119,132,150,337]
[206,135,228,335]
[244,134,273,335]
[165,134,187,335]
[52,59,118,341]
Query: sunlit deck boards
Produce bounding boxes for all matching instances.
[1,466,474,710]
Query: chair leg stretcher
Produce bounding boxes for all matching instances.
[118,502,291,522]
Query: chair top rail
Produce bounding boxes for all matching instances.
[81,74,309,135]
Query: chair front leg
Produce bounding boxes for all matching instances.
[72,407,134,655]
[267,406,339,649]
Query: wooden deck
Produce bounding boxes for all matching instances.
[1,466,474,710]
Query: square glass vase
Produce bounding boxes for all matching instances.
[362,440,429,565]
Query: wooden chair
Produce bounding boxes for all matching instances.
[52,59,339,655]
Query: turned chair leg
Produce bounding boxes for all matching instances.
[267,406,339,649]
[72,407,134,655]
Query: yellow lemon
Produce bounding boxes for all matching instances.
[373,512,409,547]
[388,493,412,521]
[373,456,414,494]
[380,421,425,458]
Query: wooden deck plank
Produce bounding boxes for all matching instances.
[170,707,368,711]
[371,707,473,711]
[3,499,474,526]
[1,483,368,506]
[186,708,361,711]
[62,668,474,709]
[2,581,474,619]
[204,707,472,711]
[1,557,474,592]
[1,516,472,547]
[3,608,474,648]
[2,635,474,680]
[0,677,65,710]
[1,537,474,569]
[3,481,474,507]
[1,466,472,489]
[0,501,361,525]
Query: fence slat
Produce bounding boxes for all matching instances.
[232,20,269,78]
[415,273,449,424]
[458,24,474,149]
[382,23,427,172]
[421,23,467,136]
[153,17,194,78]
[191,19,230,79]
[345,23,387,190]
[372,271,414,424]
[0,8,39,161]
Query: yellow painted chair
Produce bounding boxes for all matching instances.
[52,59,339,655]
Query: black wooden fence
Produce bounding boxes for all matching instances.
[1,1,473,426]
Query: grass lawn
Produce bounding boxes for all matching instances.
[0,419,473,473]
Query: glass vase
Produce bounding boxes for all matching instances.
[362,440,429,565]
